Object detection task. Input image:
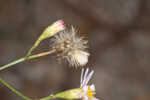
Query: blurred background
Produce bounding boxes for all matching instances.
[0,0,150,100]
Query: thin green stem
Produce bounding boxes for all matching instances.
[0,77,31,100]
[0,57,26,71]
[0,49,56,71]
[26,39,40,56]
[39,95,55,100]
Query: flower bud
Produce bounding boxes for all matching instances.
[27,20,65,56]
[40,20,66,41]
[54,88,82,99]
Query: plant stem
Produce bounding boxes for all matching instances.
[26,39,40,56]
[0,57,25,71]
[0,77,31,100]
[0,49,56,71]
[39,95,55,100]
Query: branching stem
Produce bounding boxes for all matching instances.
[0,49,56,71]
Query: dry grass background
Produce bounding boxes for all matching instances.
[0,0,150,100]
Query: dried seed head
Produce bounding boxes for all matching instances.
[52,26,90,67]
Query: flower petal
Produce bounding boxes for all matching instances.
[90,84,95,91]
[84,70,94,86]
[80,68,84,86]
[83,85,88,93]
[82,68,89,86]
[83,95,89,100]
[89,97,99,100]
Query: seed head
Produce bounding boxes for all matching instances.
[52,26,90,67]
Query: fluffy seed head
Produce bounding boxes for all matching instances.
[52,26,90,67]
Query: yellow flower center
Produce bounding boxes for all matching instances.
[81,85,96,99]
[86,86,96,99]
